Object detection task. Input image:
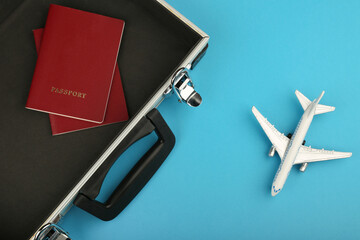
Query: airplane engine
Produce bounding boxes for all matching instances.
[268,145,276,157]
[299,162,308,172]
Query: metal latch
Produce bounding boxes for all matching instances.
[35,223,71,240]
[165,68,202,107]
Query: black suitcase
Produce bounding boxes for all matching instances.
[0,0,209,239]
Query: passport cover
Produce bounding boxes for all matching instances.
[33,28,129,135]
[26,4,125,123]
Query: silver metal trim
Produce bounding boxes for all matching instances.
[30,0,209,239]
[156,0,208,38]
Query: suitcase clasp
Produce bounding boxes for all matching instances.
[35,223,71,240]
[165,68,202,107]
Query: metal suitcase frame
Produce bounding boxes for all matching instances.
[0,0,208,239]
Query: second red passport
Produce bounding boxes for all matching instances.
[33,28,129,135]
[26,4,125,123]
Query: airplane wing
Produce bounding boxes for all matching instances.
[252,106,289,159]
[294,145,352,164]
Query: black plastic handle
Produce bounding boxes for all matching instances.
[74,109,175,221]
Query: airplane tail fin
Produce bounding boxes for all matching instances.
[314,103,336,115]
[295,90,335,115]
[295,90,311,111]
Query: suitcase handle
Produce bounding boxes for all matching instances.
[73,108,175,221]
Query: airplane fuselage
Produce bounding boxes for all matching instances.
[271,101,317,196]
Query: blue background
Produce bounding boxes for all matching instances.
[61,0,360,239]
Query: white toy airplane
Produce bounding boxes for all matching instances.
[252,90,352,196]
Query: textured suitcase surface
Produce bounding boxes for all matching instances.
[0,0,202,239]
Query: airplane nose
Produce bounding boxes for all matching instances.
[271,185,281,197]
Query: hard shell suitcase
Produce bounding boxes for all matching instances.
[0,0,209,239]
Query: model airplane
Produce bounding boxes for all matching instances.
[252,90,352,196]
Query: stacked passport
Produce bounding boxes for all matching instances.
[26,4,128,135]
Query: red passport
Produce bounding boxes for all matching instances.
[26,4,125,123]
[33,28,129,135]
